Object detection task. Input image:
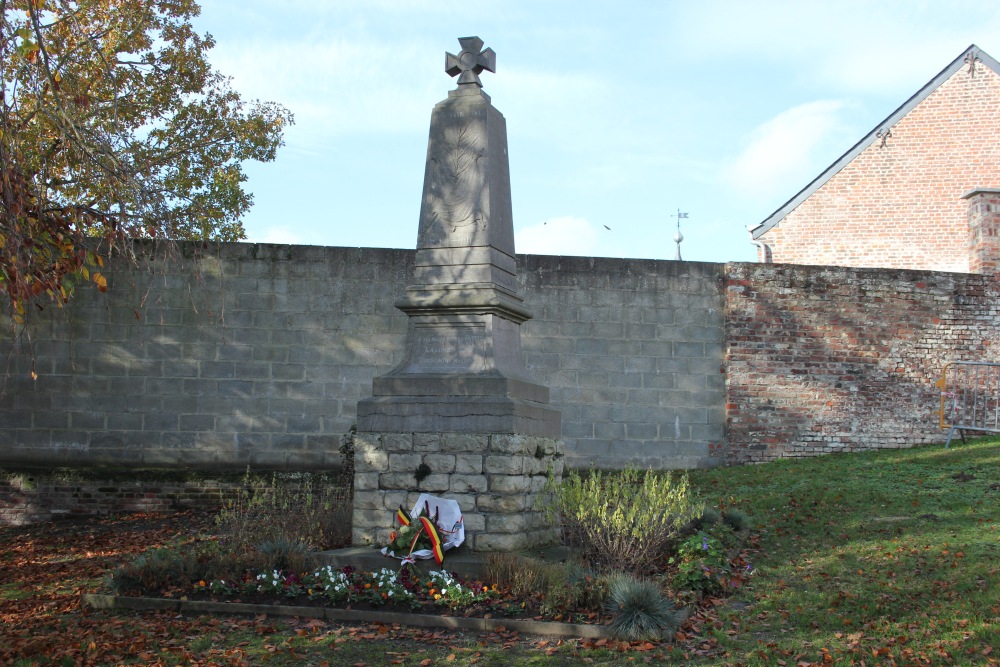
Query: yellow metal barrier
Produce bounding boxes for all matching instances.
[937,361,1000,447]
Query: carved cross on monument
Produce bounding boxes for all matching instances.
[446,36,496,88]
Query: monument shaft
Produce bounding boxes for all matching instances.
[354,38,562,552]
[357,69,558,438]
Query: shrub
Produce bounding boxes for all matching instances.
[215,469,351,553]
[539,467,704,574]
[557,561,608,613]
[107,541,234,595]
[605,574,680,641]
[670,531,731,595]
[484,552,560,600]
[107,546,188,595]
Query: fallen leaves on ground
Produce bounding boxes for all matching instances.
[1,512,699,665]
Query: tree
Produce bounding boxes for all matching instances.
[1,0,293,330]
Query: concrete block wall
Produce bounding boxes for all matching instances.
[0,242,727,472]
[519,256,726,469]
[0,242,410,469]
[725,263,999,462]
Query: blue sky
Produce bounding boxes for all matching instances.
[196,1,1000,263]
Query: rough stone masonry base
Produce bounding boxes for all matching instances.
[352,432,564,552]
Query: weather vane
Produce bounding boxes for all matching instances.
[671,209,688,260]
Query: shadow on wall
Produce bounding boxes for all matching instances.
[1,242,731,473]
[724,264,991,462]
[0,241,410,469]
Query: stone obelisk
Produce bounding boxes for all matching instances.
[354,37,562,552]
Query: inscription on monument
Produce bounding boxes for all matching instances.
[412,324,486,372]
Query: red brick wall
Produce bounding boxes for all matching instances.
[966,189,1000,274]
[0,467,349,526]
[761,65,1000,272]
[725,263,999,463]
[0,473,233,525]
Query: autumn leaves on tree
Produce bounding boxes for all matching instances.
[0,0,293,329]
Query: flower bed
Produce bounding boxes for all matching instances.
[205,566,500,612]
[174,560,615,626]
[104,471,756,641]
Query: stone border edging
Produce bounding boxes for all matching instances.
[81,594,614,639]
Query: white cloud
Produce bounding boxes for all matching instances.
[721,100,856,204]
[516,216,607,256]
[246,225,305,245]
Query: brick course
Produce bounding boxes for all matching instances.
[0,467,346,526]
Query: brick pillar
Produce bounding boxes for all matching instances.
[964,188,1000,274]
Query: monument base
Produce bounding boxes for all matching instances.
[316,544,572,580]
[351,431,564,552]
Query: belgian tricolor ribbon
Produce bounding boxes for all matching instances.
[417,516,445,565]
[396,505,411,527]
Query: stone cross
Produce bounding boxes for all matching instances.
[445,36,496,88]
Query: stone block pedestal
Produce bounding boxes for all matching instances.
[352,432,563,552]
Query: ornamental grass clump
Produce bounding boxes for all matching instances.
[483,553,608,615]
[692,506,721,530]
[721,507,751,532]
[605,573,681,642]
[540,467,704,574]
[108,540,258,596]
[107,546,188,595]
[255,537,314,572]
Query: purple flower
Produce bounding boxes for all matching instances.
[701,536,710,550]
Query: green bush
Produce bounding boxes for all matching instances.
[605,574,680,641]
[669,531,731,595]
[539,467,704,574]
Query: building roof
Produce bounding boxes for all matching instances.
[749,44,1000,240]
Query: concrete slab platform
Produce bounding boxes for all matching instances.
[315,544,573,580]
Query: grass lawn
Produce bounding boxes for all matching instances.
[2,438,999,666]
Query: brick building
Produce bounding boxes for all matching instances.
[749,44,1000,273]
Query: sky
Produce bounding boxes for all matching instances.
[195,0,1000,264]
